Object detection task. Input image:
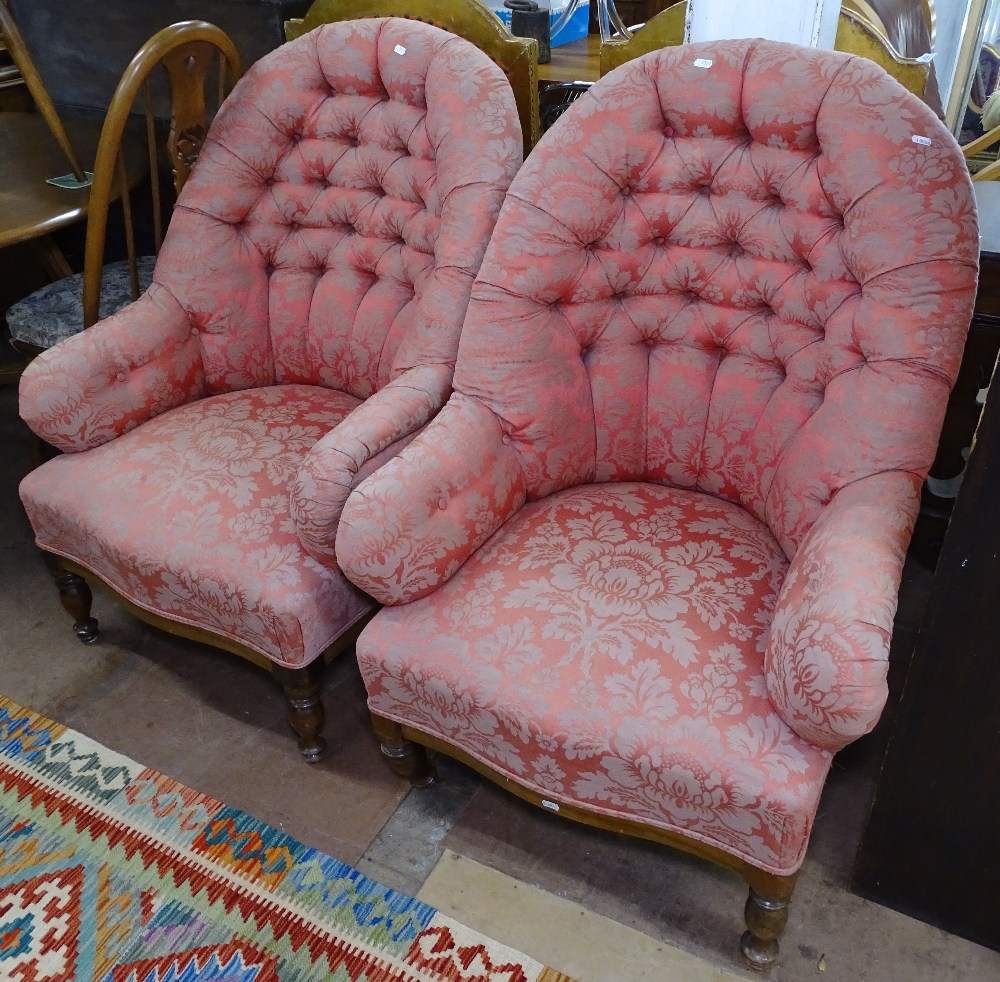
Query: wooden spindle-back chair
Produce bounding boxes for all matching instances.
[6,20,243,357]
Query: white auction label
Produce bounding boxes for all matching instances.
[394,44,406,55]
[694,58,713,68]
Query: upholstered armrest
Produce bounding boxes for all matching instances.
[291,364,454,566]
[765,471,922,752]
[18,284,205,454]
[336,393,527,605]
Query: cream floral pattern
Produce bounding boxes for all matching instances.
[21,387,372,666]
[18,19,522,670]
[358,483,829,872]
[342,39,979,876]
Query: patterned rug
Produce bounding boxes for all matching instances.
[0,696,573,982]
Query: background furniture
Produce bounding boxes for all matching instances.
[16,18,522,762]
[6,0,308,117]
[335,38,978,967]
[851,184,1000,953]
[6,21,243,358]
[0,1,86,181]
[538,2,931,96]
[285,0,539,156]
[596,1,932,96]
[925,183,1000,487]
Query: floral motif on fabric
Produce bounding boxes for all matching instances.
[358,483,832,873]
[20,386,373,666]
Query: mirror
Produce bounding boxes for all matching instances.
[950,0,1000,172]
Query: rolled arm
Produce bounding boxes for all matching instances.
[19,283,205,453]
[765,471,922,752]
[336,393,527,605]
[291,364,454,567]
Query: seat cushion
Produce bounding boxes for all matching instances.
[19,384,374,667]
[7,257,156,349]
[356,482,833,874]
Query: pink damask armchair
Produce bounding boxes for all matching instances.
[17,18,522,761]
[335,40,979,966]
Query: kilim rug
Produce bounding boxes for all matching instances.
[0,696,575,982]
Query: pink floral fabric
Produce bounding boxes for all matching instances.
[20,386,373,667]
[453,39,978,555]
[291,363,454,566]
[337,394,527,604]
[766,472,922,751]
[342,39,979,874]
[18,20,522,668]
[358,483,832,874]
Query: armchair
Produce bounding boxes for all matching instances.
[336,40,979,966]
[17,18,522,761]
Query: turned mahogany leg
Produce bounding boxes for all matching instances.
[272,661,326,763]
[740,871,797,970]
[43,554,99,644]
[371,713,436,788]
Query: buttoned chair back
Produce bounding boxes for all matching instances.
[460,40,974,562]
[285,0,540,156]
[335,39,978,966]
[18,18,522,762]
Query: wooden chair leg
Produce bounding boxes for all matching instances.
[43,553,99,644]
[370,713,436,788]
[272,660,326,764]
[740,869,797,970]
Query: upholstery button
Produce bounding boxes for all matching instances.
[437,497,448,510]
[116,372,127,382]
[190,327,199,336]
[265,263,275,275]
[291,132,302,144]
[502,435,511,445]
[264,177,275,187]
[289,221,300,231]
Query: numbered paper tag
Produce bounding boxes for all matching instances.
[694,58,713,68]
[394,44,406,55]
[541,799,560,812]
[911,135,932,146]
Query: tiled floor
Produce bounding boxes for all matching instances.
[2,381,998,982]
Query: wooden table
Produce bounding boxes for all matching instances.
[0,112,106,253]
[538,34,601,83]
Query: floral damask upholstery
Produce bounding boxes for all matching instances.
[17,18,522,759]
[335,39,979,963]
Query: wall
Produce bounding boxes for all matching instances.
[9,0,310,113]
